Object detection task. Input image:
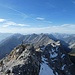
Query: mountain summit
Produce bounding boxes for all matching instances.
[0,33,72,59]
[0,41,75,75]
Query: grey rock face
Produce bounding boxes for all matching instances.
[0,41,75,75]
[42,42,75,75]
[12,46,40,75]
[0,44,41,75]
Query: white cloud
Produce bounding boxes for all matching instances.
[0,19,6,22]
[61,24,72,27]
[0,18,30,28]
[0,24,75,34]
[2,21,30,27]
[61,24,75,29]
[36,17,52,24]
[36,17,45,20]
[0,18,74,34]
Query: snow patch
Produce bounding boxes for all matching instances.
[56,47,59,51]
[62,64,66,70]
[39,63,54,75]
[61,54,65,58]
[42,57,47,64]
[50,52,58,58]
[39,57,54,75]
[16,49,19,52]
[40,47,45,51]
[51,48,55,52]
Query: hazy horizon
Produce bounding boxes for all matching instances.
[0,32,75,35]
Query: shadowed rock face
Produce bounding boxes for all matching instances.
[0,41,75,75]
[0,33,73,60]
[43,42,75,75]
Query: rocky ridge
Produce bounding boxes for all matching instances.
[0,41,75,75]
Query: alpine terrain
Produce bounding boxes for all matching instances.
[0,37,75,75]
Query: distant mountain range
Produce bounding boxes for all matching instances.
[52,33,75,45]
[0,33,75,59]
[0,33,25,59]
[52,33,75,56]
[0,33,12,43]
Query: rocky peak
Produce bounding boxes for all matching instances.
[0,41,75,75]
[0,44,41,75]
[40,41,75,75]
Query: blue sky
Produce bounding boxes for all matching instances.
[0,0,75,34]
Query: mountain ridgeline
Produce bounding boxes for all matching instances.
[0,41,75,75]
[0,33,74,59]
[0,33,12,42]
[0,33,75,75]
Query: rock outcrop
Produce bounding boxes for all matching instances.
[41,41,75,75]
[0,41,75,75]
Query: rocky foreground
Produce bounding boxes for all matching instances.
[0,41,75,75]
